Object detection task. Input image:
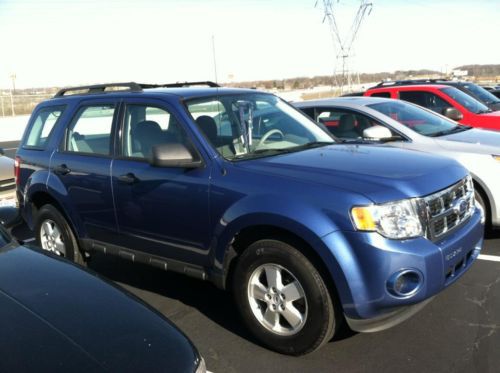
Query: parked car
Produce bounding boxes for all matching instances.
[369,79,500,111]
[364,84,500,130]
[489,89,500,99]
[0,149,16,208]
[0,224,205,372]
[295,97,500,230]
[481,85,500,92]
[16,82,483,355]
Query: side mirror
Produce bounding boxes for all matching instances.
[150,143,202,168]
[0,148,4,156]
[442,107,463,121]
[363,125,393,140]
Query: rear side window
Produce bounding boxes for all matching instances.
[370,92,391,98]
[25,106,65,148]
[66,105,115,155]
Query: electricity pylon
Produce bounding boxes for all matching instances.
[316,1,373,94]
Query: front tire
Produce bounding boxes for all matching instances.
[35,204,86,266]
[232,239,338,355]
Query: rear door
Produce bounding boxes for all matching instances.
[110,98,211,266]
[49,99,118,241]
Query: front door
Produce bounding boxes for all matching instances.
[110,100,211,266]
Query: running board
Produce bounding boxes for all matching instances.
[81,239,208,281]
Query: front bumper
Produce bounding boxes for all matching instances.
[321,207,483,329]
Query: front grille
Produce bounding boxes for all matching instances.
[0,178,15,192]
[422,176,475,240]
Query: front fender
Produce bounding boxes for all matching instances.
[211,193,341,280]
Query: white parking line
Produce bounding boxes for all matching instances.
[478,254,500,262]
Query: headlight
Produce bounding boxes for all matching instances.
[351,199,423,239]
[493,155,500,162]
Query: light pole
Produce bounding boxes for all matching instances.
[9,73,16,116]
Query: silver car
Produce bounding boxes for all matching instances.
[0,151,16,208]
[294,97,500,229]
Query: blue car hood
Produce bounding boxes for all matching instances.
[237,144,467,203]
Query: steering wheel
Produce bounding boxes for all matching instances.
[258,129,285,148]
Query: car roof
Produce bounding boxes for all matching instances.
[367,84,450,92]
[294,96,400,108]
[0,245,199,371]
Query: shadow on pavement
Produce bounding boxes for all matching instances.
[87,252,259,345]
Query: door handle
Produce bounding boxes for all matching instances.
[118,173,139,184]
[54,164,71,176]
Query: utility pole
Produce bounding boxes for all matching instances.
[316,1,373,94]
[9,73,16,116]
[211,35,218,85]
[10,73,16,94]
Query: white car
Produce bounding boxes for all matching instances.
[294,97,500,229]
[0,150,15,208]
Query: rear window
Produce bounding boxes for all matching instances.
[24,105,65,148]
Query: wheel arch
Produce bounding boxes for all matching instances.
[28,189,85,239]
[472,176,492,226]
[223,224,343,308]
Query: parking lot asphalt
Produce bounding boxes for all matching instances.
[10,221,496,373]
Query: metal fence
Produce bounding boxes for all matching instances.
[0,93,53,117]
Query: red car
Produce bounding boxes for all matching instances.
[364,84,500,131]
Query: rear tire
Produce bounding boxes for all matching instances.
[35,204,86,266]
[232,239,338,355]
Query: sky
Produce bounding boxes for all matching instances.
[0,0,498,89]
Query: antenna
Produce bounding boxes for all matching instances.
[316,1,373,94]
[212,35,218,85]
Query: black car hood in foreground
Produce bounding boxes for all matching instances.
[0,244,199,373]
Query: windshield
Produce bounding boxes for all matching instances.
[186,93,335,160]
[462,83,500,105]
[368,100,465,137]
[441,87,490,114]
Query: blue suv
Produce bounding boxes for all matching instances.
[16,82,484,355]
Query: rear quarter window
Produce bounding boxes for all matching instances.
[24,106,66,149]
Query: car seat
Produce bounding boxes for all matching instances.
[132,120,164,158]
[336,114,360,139]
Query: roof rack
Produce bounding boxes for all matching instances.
[140,81,220,89]
[54,81,220,98]
[373,78,450,88]
[54,82,142,97]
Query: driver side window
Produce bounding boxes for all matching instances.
[123,105,188,159]
[314,108,389,140]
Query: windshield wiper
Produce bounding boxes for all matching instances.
[477,109,493,114]
[232,148,291,160]
[290,141,335,150]
[232,142,335,160]
[428,125,472,137]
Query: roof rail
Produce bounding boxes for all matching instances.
[140,81,220,89]
[373,78,450,88]
[54,82,142,97]
[54,81,220,98]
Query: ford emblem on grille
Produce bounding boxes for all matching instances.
[453,198,468,215]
